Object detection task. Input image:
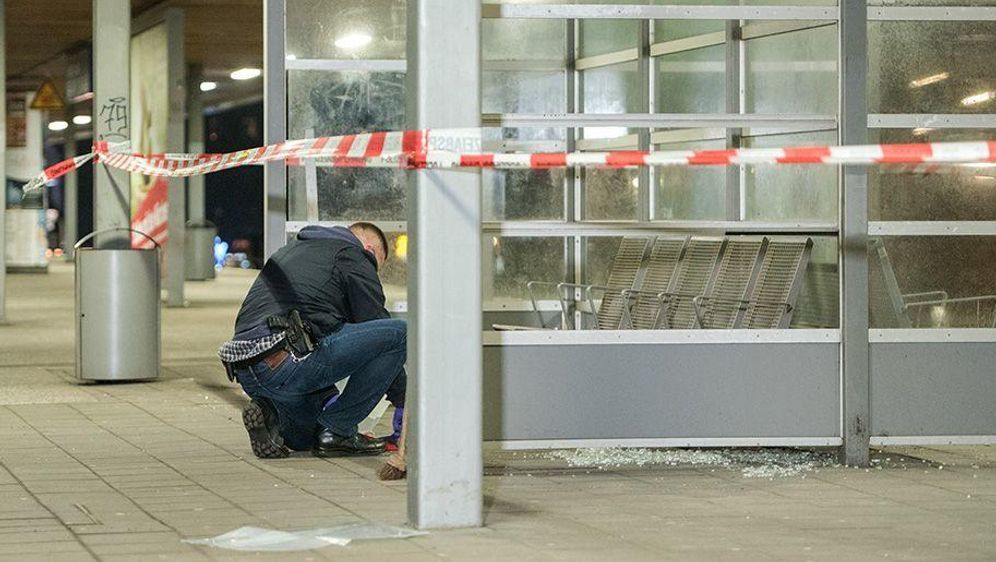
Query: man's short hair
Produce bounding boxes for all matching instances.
[349,222,389,259]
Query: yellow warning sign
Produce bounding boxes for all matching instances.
[30,80,66,110]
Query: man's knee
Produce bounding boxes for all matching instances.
[384,318,407,348]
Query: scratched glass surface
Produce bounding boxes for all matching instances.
[287,70,406,221]
[870,236,996,329]
[869,21,996,114]
[654,139,727,221]
[745,23,838,115]
[742,129,839,222]
[286,0,405,60]
[870,129,996,222]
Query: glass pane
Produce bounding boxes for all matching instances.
[582,61,642,113]
[655,139,727,220]
[286,0,406,60]
[482,18,565,61]
[584,236,624,288]
[869,21,996,114]
[655,17,723,42]
[745,24,837,114]
[287,70,406,221]
[870,236,996,329]
[482,71,566,114]
[580,19,639,57]
[381,231,408,308]
[743,130,838,222]
[484,169,565,221]
[486,237,567,303]
[656,45,725,113]
[585,168,640,220]
[791,236,839,329]
[870,129,996,222]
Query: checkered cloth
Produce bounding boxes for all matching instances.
[217,332,286,364]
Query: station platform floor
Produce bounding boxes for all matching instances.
[0,262,993,561]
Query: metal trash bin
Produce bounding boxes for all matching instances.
[185,220,217,281]
[75,228,161,381]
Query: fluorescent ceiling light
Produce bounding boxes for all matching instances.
[286,54,297,61]
[961,91,994,107]
[48,120,69,132]
[72,115,92,126]
[230,68,262,81]
[334,32,373,50]
[199,81,218,92]
[909,72,949,88]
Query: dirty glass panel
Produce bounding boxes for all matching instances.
[482,128,566,221]
[582,60,642,114]
[870,129,996,222]
[745,24,837,115]
[585,168,640,221]
[654,16,723,42]
[380,231,409,308]
[655,139,726,220]
[482,17,565,61]
[286,0,406,60]
[482,71,565,114]
[656,45,725,114]
[485,237,567,304]
[869,236,996,328]
[287,70,405,221]
[580,19,638,58]
[743,130,838,222]
[791,235,838,329]
[869,21,996,114]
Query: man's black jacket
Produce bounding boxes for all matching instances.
[233,226,390,339]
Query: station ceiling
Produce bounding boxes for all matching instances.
[6,0,263,106]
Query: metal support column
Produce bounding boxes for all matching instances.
[62,121,78,259]
[263,0,287,259]
[187,65,206,224]
[165,9,186,307]
[725,20,744,221]
[406,0,483,529]
[839,0,870,466]
[93,0,131,248]
[0,0,6,322]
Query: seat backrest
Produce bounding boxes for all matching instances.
[628,236,689,329]
[596,237,654,330]
[698,237,768,329]
[664,237,725,329]
[869,237,912,328]
[742,237,813,329]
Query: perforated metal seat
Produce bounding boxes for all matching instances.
[624,236,689,329]
[659,237,725,329]
[742,238,813,329]
[694,237,768,329]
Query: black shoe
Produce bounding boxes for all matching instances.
[313,429,386,457]
[243,398,290,459]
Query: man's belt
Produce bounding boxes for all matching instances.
[226,345,290,377]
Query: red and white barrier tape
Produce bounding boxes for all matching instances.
[21,128,996,194]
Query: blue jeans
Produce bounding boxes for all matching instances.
[234,319,407,450]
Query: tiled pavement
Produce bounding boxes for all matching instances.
[0,263,993,561]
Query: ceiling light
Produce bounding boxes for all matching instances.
[909,72,949,88]
[72,115,92,126]
[48,120,69,132]
[286,54,297,61]
[230,68,262,81]
[199,81,218,92]
[334,32,373,50]
[961,91,994,106]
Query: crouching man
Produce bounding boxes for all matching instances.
[218,222,406,458]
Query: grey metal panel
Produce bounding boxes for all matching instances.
[0,0,5,321]
[484,310,561,330]
[165,8,186,307]
[483,343,839,440]
[870,343,996,436]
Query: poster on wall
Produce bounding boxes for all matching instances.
[129,23,169,250]
[6,96,27,148]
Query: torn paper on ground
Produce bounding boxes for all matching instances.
[183,523,427,551]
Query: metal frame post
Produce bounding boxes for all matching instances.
[186,64,206,224]
[725,19,744,221]
[406,0,483,529]
[93,0,131,248]
[263,0,287,259]
[62,120,78,259]
[164,8,186,307]
[0,0,6,322]
[839,0,870,466]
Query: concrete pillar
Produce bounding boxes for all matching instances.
[406,0,483,529]
[93,0,131,248]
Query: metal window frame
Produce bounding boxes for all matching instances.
[868,6,996,21]
[868,114,996,129]
[869,221,996,237]
[481,4,839,22]
[487,437,842,450]
[285,58,407,72]
[483,112,837,129]
[263,0,286,260]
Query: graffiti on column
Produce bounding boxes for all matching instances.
[98,97,129,141]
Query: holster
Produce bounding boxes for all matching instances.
[267,310,316,358]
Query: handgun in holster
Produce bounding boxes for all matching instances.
[267,310,316,358]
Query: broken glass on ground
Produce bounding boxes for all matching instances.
[183,523,427,551]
